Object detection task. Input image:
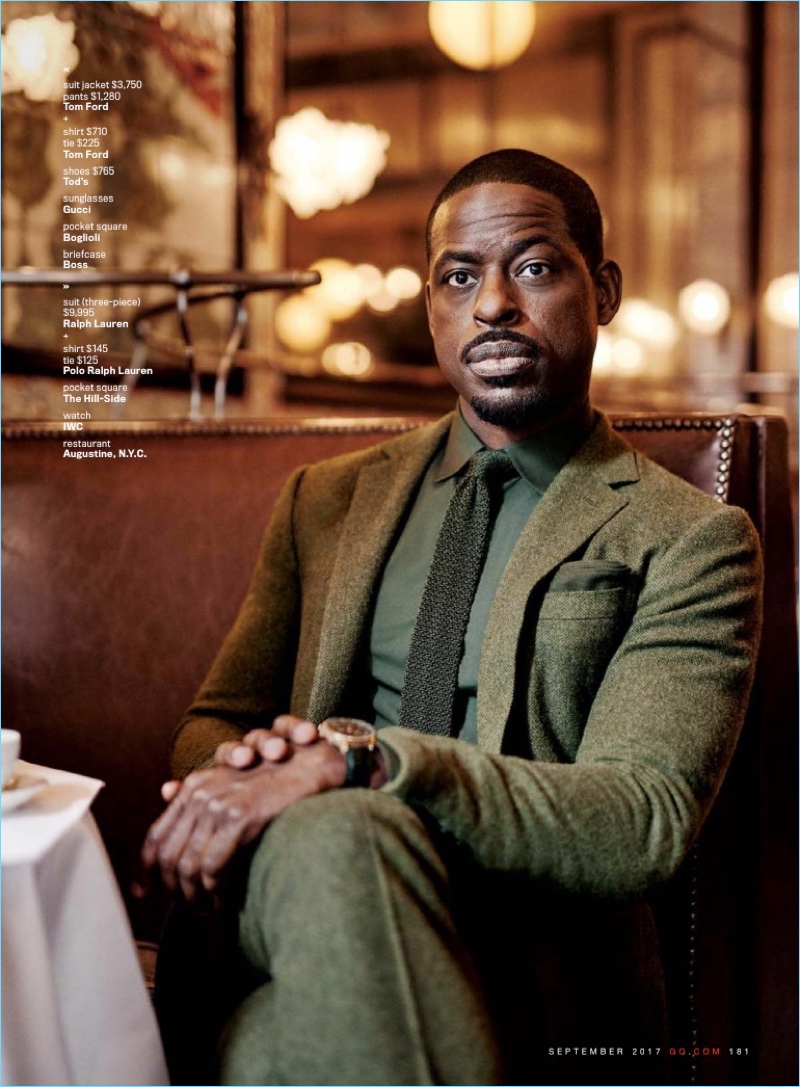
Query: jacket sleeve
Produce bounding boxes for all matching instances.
[171,468,306,779]
[377,502,763,898]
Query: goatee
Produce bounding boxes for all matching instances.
[469,387,551,429]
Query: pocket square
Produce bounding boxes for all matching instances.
[549,560,634,592]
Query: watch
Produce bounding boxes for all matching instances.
[318,717,378,788]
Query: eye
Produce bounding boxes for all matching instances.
[442,269,477,287]
[517,261,550,279]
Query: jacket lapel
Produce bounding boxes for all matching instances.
[307,417,453,721]
[477,415,641,752]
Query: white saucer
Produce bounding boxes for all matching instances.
[1,773,48,813]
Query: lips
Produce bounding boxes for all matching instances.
[466,340,539,378]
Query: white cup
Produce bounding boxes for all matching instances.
[1,730,21,788]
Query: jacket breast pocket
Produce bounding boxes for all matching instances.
[547,559,634,594]
[527,564,636,761]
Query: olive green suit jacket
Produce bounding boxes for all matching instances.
[174,411,762,900]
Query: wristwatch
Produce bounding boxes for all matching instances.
[318,717,378,788]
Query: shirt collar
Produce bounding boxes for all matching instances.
[434,402,595,496]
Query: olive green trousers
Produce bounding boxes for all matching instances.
[219,789,503,1086]
[157,788,667,1086]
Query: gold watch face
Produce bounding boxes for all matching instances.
[320,717,377,749]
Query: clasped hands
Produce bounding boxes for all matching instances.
[137,715,355,906]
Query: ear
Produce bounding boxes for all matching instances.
[425,280,434,334]
[593,260,622,326]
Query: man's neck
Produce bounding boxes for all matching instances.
[458,398,594,449]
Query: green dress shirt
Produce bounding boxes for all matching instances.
[369,404,593,742]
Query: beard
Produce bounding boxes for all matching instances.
[468,374,552,429]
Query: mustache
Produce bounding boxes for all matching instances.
[461,330,542,366]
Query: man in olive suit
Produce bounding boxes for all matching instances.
[142,150,762,1086]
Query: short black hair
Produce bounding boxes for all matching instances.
[425,148,604,271]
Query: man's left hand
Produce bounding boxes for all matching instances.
[212,715,319,771]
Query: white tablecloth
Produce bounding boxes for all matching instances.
[2,762,169,1086]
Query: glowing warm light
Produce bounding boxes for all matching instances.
[367,286,400,314]
[269,108,390,219]
[159,150,188,183]
[764,273,799,329]
[615,299,678,348]
[309,259,365,321]
[353,264,384,300]
[612,337,644,372]
[128,1,162,14]
[298,261,423,326]
[428,1,535,71]
[592,329,613,372]
[678,280,731,335]
[1,14,79,101]
[385,266,423,302]
[275,296,331,353]
[322,342,373,378]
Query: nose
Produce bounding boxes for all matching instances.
[473,270,520,327]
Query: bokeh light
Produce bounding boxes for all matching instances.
[275,295,331,353]
[764,273,799,329]
[678,280,731,335]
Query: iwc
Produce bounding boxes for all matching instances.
[318,717,378,788]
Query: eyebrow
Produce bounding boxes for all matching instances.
[433,233,556,273]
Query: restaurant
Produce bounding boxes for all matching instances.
[1,3,797,1085]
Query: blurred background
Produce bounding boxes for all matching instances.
[2,1,797,467]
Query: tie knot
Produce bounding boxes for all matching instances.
[465,448,516,488]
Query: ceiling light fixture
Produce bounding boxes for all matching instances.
[269,107,390,219]
[428,1,536,71]
[1,13,79,102]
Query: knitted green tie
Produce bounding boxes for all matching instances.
[398,448,516,736]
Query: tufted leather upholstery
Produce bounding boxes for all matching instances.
[2,413,796,1085]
